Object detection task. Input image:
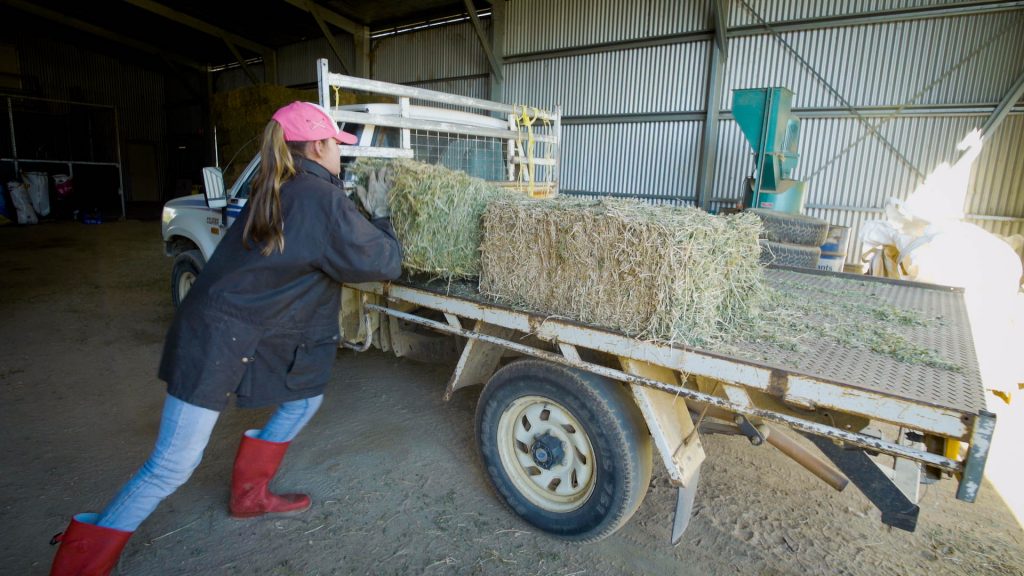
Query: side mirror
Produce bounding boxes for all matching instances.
[202,166,228,209]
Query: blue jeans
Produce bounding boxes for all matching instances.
[97,393,323,532]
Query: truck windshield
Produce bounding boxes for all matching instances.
[340,123,364,166]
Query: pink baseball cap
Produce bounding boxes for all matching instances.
[272,101,357,145]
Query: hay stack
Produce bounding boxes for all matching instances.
[479,197,765,346]
[349,159,514,279]
[212,85,321,183]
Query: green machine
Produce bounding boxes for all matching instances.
[733,87,806,214]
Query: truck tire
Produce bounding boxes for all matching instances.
[759,239,820,269]
[475,359,652,543]
[749,208,830,247]
[171,249,204,307]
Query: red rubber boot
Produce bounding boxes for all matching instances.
[49,513,132,576]
[229,430,311,518]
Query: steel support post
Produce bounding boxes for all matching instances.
[695,0,728,211]
[488,0,505,102]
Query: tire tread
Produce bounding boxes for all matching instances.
[750,208,830,246]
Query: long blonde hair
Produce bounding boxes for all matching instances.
[243,120,310,255]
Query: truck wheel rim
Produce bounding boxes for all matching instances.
[497,395,596,512]
[178,271,196,299]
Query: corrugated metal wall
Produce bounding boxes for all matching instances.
[278,36,354,87]
[9,32,165,203]
[216,35,355,92]
[722,14,1024,109]
[353,1,1024,264]
[561,122,704,198]
[505,42,708,115]
[372,20,489,84]
[966,114,1024,238]
[499,0,1024,265]
[506,0,709,54]
[728,0,967,27]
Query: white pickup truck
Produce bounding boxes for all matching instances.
[160,61,995,544]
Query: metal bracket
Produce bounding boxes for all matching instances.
[734,414,765,446]
[806,435,919,532]
[444,321,515,400]
[620,358,706,487]
[671,469,701,545]
[340,294,373,352]
[956,410,997,503]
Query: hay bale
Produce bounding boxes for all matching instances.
[479,197,765,346]
[212,84,320,183]
[211,84,384,184]
[349,159,515,279]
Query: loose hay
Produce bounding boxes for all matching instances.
[479,196,766,346]
[350,159,514,279]
[727,277,961,371]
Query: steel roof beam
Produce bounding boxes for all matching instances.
[2,0,204,70]
[282,0,360,35]
[223,39,260,86]
[309,5,353,75]
[124,0,277,81]
[463,0,503,83]
[123,0,270,56]
[980,68,1024,140]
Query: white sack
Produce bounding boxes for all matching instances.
[24,171,50,217]
[8,181,38,224]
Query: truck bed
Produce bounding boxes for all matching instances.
[358,264,994,507]
[392,265,987,420]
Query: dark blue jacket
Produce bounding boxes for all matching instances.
[159,158,402,410]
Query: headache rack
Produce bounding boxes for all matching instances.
[317,58,561,198]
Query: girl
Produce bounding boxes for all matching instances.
[49,101,402,575]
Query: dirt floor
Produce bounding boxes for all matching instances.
[2,220,1023,576]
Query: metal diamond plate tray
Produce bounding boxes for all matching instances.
[733,268,987,415]
[401,267,987,416]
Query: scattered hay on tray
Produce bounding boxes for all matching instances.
[727,276,961,371]
[349,159,514,279]
[479,196,766,347]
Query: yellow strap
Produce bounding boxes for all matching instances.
[332,86,342,108]
[515,105,543,197]
[990,389,1011,405]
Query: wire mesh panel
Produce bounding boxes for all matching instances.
[408,130,507,181]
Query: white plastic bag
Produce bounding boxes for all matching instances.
[901,221,1022,298]
[24,171,50,217]
[8,181,38,224]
